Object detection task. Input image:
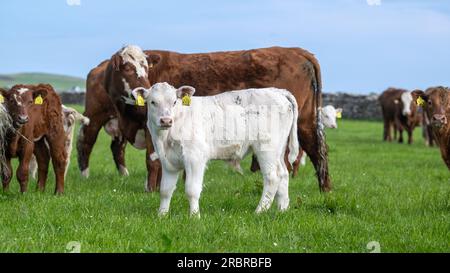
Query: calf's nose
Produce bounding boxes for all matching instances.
[18,115,29,124]
[432,114,447,126]
[160,117,173,127]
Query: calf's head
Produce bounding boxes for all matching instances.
[141,82,195,130]
[412,87,449,128]
[0,85,48,128]
[321,105,342,129]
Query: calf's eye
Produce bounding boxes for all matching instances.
[173,101,177,106]
[151,101,156,106]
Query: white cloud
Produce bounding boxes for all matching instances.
[367,0,382,6]
[67,0,81,6]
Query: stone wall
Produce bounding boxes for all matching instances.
[323,92,381,120]
[58,92,383,120]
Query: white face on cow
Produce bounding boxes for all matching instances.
[321,105,342,129]
[142,82,196,130]
[401,92,413,116]
[119,45,149,79]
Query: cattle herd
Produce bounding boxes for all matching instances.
[0,45,448,216]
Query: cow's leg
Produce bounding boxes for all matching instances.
[145,129,161,192]
[33,139,50,192]
[2,159,13,192]
[407,128,413,144]
[383,120,390,141]
[276,158,290,211]
[77,118,106,178]
[184,160,206,217]
[398,127,404,143]
[393,125,398,141]
[158,169,179,216]
[47,136,67,194]
[16,144,34,193]
[254,152,281,213]
[111,136,129,176]
[299,121,331,192]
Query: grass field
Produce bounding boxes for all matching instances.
[0,73,85,91]
[0,105,449,253]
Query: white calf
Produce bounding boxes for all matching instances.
[30,105,90,179]
[298,105,342,166]
[140,82,299,217]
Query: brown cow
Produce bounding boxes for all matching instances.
[411,86,450,168]
[0,84,67,194]
[379,87,421,144]
[77,46,331,192]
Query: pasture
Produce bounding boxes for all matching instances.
[0,105,449,253]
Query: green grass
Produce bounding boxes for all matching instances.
[0,73,85,91]
[0,106,449,253]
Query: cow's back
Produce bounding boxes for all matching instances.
[146,47,319,110]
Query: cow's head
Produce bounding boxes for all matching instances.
[108,45,152,99]
[412,87,450,128]
[141,82,195,130]
[0,85,48,128]
[400,91,415,116]
[321,105,342,129]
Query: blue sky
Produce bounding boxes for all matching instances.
[1,0,449,93]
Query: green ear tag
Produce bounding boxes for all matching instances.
[0,94,4,104]
[182,95,191,106]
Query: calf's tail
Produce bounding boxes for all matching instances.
[283,91,300,165]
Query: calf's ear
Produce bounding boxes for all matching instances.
[32,86,49,100]
[411,89,427,106]
[147,54,161,68]
[176,86,196,99]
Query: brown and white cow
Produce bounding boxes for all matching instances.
[0,84,67,194]
[412,86,450,169]
[77,46,331,192]
[379,87,421,144]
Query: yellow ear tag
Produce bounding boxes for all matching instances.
[34,95,43,105]
[182,94,191,106]
[336,112,342,119]
[0,94,4,104]
[416,96,425,107]
[136,94,145,107]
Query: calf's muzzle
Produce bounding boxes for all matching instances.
[431,114,447,127]
[160,117,173,128]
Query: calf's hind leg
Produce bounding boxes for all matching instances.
[254,152,282,213]
[275,159,290,211]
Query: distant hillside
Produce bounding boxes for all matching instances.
[0,73,85,91]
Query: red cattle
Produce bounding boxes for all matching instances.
[412,86,450,168]
[0,84,67,194]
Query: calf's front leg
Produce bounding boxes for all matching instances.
[158,169,179,216]
[184,160,206,217]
